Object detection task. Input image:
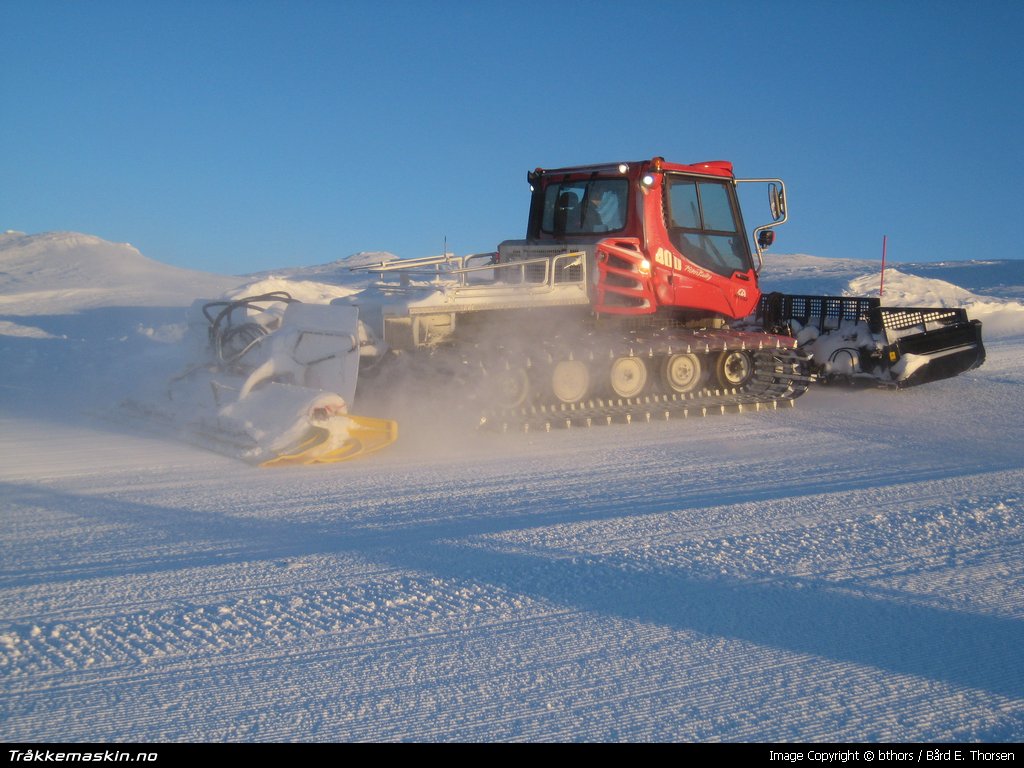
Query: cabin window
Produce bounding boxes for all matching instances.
[541,178,628,235]
[665,176,752,276]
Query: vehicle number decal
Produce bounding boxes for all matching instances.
[654,247,682,271]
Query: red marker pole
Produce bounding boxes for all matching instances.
[880,235,887,298]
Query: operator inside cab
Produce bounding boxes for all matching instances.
[582,181,624,232]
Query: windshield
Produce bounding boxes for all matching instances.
[541,178,628,235]
[664,175,752,275]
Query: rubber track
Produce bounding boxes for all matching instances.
[476,329,812,433]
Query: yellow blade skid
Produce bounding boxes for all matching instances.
[260,415,398,467]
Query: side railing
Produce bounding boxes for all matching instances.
[351,251,588,296]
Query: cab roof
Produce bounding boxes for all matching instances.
[532,157,735,179]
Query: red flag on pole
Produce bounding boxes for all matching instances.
[880,235,887,298]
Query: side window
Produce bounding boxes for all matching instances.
[697,182,737,232]
[666,178,737,232]
[667,179,701,228]
[542,183,584,232]
[542,179,628,234]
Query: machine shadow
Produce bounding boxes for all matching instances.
[4,479,1021,702]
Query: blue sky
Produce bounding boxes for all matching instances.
[3,0,1022,274]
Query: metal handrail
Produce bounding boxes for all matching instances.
[452,251,586,289]
[349,253,464,273]
[351,250,587,291]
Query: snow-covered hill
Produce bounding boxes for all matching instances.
[759,252,1024,339]
[1,233,1022,742]
[0,231,240,314]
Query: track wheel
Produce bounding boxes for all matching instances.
[551,359,590,404]
[609,356,648,398]
[715,350,754,389]
[493,366,530,409]
[661,353,703,394]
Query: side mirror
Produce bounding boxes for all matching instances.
[757,230,775,249]
[768,183,786,222]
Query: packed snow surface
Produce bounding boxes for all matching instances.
[1,232,1023,742]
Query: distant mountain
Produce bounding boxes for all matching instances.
[898,260,1024,301]
[0,231,239,315]
[243,250,400,283]
[2,231,1020,338]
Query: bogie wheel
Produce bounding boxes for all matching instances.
[661,353,703,394]
[715,350,754,389]
[493,367,531,409]
[551,359,590,404]
[609,356,648,398]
